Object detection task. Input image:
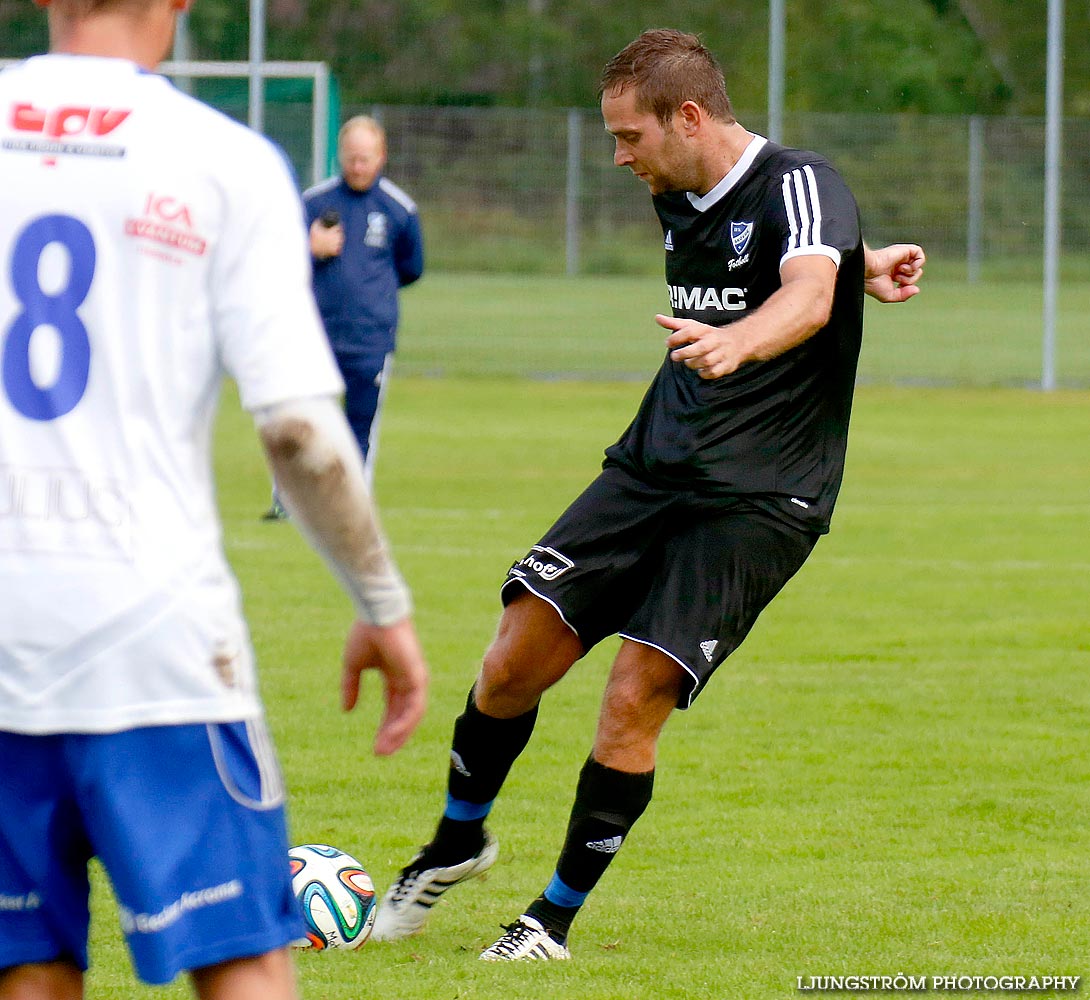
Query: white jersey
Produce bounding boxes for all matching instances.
[0,55,344,734]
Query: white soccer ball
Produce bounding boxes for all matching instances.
[288,844,377,950]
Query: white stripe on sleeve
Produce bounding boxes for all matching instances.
[780,165,841,269]
[792,169,813,248]
[782,171,801,250]
[803,165,823,247]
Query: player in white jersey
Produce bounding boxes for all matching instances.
[0,2,428,998]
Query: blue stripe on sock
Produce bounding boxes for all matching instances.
[544,873,588,909]
[444,794,492,822]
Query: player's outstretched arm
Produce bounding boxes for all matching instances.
[255,396,428,754]
[864,242,926,303]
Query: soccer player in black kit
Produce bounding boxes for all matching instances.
[372,28,927,961]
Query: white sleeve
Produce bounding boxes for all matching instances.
[253,396,412,626]
[211,142,343,411]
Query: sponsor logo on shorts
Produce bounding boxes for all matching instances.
[118,879,243,935]
[515,545,574,582]
[699,639,718,662]
[0,892,40,911]
[586,835,623,854]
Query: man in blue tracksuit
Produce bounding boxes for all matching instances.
[264,115,424,519]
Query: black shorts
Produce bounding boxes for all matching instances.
[501,464,819,708]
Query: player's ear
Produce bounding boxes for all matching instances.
[676,100,702,136]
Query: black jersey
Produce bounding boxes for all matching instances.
[604,137,865,533]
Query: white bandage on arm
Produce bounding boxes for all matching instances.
[254,396,412,626]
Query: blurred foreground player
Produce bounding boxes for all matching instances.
[0,2,427,998]
[371,29,924,961]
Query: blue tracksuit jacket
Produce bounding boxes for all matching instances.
[302,174,424,361]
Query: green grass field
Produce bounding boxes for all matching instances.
[395,272,1090,387]
[81,275,1088,998]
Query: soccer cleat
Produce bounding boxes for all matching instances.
[479,914,572,962]
[370,832,499,941]
[260,500,288,521]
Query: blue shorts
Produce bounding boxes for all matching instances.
[0,721,303,985]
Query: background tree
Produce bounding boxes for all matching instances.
[948,0,1090,115]
[0,0,1083,115]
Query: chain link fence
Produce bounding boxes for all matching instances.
[366,105,1090,284]
[347,105,1087,386]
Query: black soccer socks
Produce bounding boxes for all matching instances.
[529,756,655,940]
[426,689,538,867]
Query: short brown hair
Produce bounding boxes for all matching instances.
[599,29,734,127]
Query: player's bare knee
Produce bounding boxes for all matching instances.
[600,666,680,746]
[601,692,666,746]
[479,633,581,718]
[190,948,296,1000]
[615,666,680,711]
[475,645,539,715]
[593,710,663,772]
[0,962,83,1000]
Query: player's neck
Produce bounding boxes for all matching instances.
[48,9,175,70]
[697,121,755,197]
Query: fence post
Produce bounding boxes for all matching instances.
[312,63,329,186]
[967,115,983,284]
[1042,0,1064,391]
[566,108,582,276]
[768,0,785,143]
[248,0,266,134]
[172,11,193,95]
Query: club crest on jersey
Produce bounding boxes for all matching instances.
[730,221,754,256]
[364,212,388,248]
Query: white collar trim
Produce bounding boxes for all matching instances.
[686,134,769,212]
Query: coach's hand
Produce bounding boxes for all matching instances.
[341,617,428,756]
[310,218,345,259]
